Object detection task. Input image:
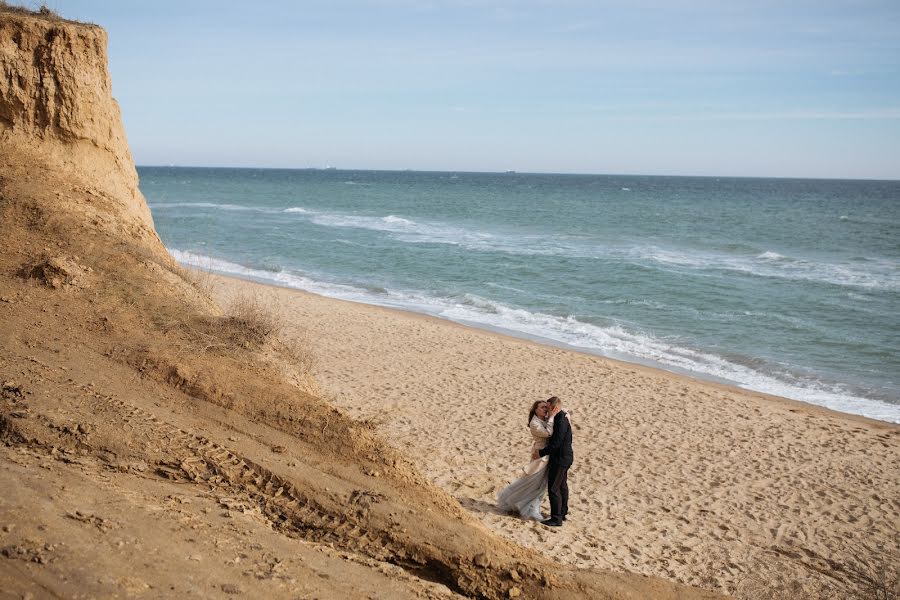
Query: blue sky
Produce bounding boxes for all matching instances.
[35,1,900,178]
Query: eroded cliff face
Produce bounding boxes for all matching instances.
[0,9,156,244]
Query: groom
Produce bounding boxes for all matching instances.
[533,396,573,527]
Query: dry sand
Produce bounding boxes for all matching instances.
[211,273,900,597]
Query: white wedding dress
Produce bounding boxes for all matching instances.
[496,415,554,520]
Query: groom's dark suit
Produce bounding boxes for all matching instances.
[538,409,573,525]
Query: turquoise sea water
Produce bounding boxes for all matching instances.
[138,167,900,423]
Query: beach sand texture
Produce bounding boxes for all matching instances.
[211,275,900,596]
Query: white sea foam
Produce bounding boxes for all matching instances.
[165,199,898,291]
[381,215,415,226]
[632,245,899,291]
[304,211,499,248]
[149,202,278,213]
[307,213,581,257]
[435,296,900,423]
[285,208,898,290]
[168,248,900,424]
[169,249,380,301]
[838,214,900,226]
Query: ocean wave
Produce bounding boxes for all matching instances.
[839,214,900,227]
[167,249,370,299]
[166,200,898,291]
[630,246,899,291]
[434,299,900,423]
[310,213,420,233]
[167,247,899,424]
[273,206,615,258]
[150,201,273,212]
[382,215,416,226]
[147,202,283,214]
[303,211,500,248]
[168,249,279,275]
[275,206,582,255]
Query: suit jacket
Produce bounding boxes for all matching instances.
[538,410,573,467]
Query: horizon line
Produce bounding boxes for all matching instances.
[134,164,900,183]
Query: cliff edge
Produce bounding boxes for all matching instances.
[1,6,158,248]
[0,7,726,599]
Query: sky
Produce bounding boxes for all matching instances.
[29,1,900,179]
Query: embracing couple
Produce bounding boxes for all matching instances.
[496,396,573,527]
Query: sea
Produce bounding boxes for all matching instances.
[137,167,900,424]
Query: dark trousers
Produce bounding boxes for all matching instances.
[547,462,569,522]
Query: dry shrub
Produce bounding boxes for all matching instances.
[843,541,900,600]
[733,570,840,600]
[733,542,900,600]
[145,281,317,394]
[223,293,319,394]
[223,293,282,349]
[146,291,279,354]
[0,1,62,20]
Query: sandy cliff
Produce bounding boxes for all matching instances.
[1,7,157,247]
[0,8,727,599]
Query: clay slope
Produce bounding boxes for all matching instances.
[0,8,725,599]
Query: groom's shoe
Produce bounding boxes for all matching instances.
[541,518,562,527]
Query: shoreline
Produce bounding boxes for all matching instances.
[206,269,899,593]
[201,267,897,428]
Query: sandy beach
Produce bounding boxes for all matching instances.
[210,272,900,596]
[6,6,896,598]
[2,9,727,598]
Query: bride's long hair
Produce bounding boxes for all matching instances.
[527,400,545,425]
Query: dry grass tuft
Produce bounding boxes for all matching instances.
[0,1,94,25]
[733,571,840,600]
[732,542,900,600]
[222,293,283,349]
[173,263,214,301]
[221,292,318,393]
[843,541,900,600]
[143,278,318,395]
[1,1,58,19]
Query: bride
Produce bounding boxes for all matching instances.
[496,399,554,521]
